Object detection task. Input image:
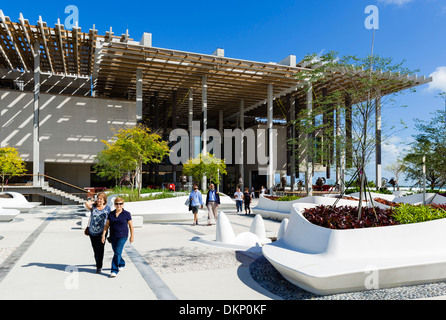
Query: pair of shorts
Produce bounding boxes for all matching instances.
[191,206,199,214]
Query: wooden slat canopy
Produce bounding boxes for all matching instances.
[0,10,433,124]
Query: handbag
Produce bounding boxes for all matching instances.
[84,208,92,236]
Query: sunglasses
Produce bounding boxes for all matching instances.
[115,203,124,206]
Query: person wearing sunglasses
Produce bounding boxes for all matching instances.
[101,197,134,278]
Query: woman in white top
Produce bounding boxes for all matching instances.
[234,187,243,213]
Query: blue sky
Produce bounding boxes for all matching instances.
[2,0,445,184]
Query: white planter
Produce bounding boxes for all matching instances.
[262,203,446,295]
[253,195,387,221]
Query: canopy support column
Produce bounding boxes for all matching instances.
[267,84,274,195]
[33,41,42,187]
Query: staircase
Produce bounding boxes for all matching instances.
[41,183,86,205]
[5,174,89,206]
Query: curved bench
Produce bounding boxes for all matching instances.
[0,207,20,222]
[0,192,38,212]
[252,195,301,220]
[262,203,446,295]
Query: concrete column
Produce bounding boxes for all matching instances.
[375,95,382,189]
[239,99,244,189]
[136,68,143,124]
[188,89,194,157]
[218,110,224,193]
[306,83,313,196]
[290,94,296,191]
[33,41,41,187]
[219,110,224,138]
[267,84,274,195]
[172,90,178,183]
[188,89,194,189]
[202,75,208,189]
[336,103,345,193]
[345,94,353,168]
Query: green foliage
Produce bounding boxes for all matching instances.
[275,195,302,201]
[403,106,446,190]
[182,152,227,190]
[95,125,169,196]
[111,186,175,202]
[391,204,446,224]
[0,147,27,191]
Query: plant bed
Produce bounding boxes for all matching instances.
[374,197,398,207]
[302,203,446,230]
[303,205,399,229]
[392,203,446,224]
[264,195,302,201]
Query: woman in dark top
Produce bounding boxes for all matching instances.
[243,187,252,215]
[102,197,134,278]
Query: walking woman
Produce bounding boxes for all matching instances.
[85,193,111,274]
[101,197,134,278]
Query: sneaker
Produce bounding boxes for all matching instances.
[119,266,125,271]
[96,268,102,274]
[110,273,117,278]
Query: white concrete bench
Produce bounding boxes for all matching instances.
[253,195,389,221]
[252,195,298,220]
[0,192,36,212]
[262,203,446,295]
[81,215,143,230]
[0,208,20,222]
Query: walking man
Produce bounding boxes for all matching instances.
[206,183,220,226]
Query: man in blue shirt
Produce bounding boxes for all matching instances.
[206,183,221,226]
[189,184,203,226]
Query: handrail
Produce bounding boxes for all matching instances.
[6,174,89,198]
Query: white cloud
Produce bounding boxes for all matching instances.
[377,0,415,5]
[428,66,446,92]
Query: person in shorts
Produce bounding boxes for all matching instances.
[189,184,204,225]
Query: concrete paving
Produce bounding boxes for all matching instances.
[1,199,445,301]
[0,198,283,300]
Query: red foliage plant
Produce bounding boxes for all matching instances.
[302,205,400,230]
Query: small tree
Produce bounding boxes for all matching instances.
[97,125,169,197]
[403,107,446,190]
[293,51,417,219]
[94,145,135,187]
[0,147,27,192]
[182,152,227,190]
[385,160,406,191]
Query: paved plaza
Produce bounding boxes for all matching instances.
[1,198,446,302]
[0,199,283,300]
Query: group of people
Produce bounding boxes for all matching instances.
[85,193,134,278]
[188,184,262,227]
[85,185,263,273]
[188,183,220,226]
[234,187,254,214]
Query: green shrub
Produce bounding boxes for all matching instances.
[391,204,446,224]
[275,195,302,201]
[111,186,175,202]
